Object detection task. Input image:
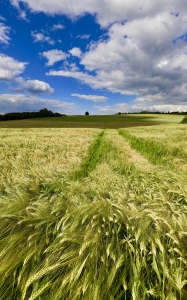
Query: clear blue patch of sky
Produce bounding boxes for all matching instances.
[172,33,187,45]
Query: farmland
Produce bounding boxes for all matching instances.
[0,113,184,128]
[0,124,187,299]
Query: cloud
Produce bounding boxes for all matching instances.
[10,0,187,27]
[51,23,65,31]
[0,93,76,114]
[0,16,6,21]
[69,47,82,58]
[0,54,27,81]
[10,0,20,10]
[41,49,68,66]
[94,102,187,114]
[11,0,187,110]
[0,54,53,95]
[10,0,28,20]
[94,92,187,113]
[0,22,10,45]
[76,34,91,39]
[68,63,79,72]
[94,103,135,114]
[71,93,108,102]
[14,79,54,94]
[46,69,101,88]
[48,8,187,110]
[31,31,54,45]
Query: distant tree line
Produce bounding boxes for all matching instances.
[115,111,187,115]
[138,111,187,115]
[0,108,66,121]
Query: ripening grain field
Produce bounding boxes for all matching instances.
[0,125,187,299]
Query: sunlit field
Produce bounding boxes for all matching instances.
[0,125,187,299]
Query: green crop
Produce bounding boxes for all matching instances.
[0,126,187,299]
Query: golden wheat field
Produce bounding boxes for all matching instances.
[0,125,187,299]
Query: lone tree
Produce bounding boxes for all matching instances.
[85,111,89,116]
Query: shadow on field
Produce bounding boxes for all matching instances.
[0,114,182,128]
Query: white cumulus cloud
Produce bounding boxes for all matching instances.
[19,79,54,94]
[41,49,68,66]
[69,47,82,58]
[0,54,27,81]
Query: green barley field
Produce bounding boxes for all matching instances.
[0,113,183,128]
[0,120,187,299]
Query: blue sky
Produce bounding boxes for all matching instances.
[0,0,187,115]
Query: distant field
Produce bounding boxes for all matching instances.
[0,114,184,128]
[0,124,187,299]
